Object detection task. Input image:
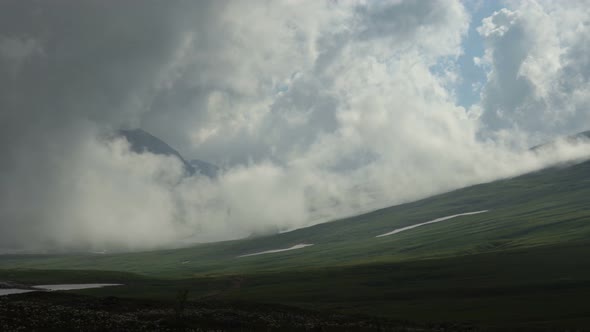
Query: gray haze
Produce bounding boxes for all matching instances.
[1,0,590,252]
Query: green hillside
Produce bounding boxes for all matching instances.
[2,157,589,278]
[2,157,590,329]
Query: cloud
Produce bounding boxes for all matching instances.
[476,1,590,142]
[0,0,589,252]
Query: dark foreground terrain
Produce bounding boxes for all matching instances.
[3,241,590,332]
[0,291,480,332]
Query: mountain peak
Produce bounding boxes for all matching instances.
[118,129,218,177]
[531,129,590,151]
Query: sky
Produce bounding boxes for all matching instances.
[456,0,503,108]
[1,0,590,252]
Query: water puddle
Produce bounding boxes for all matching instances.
[0,289,36,296]
[0,283,122,296]
[34,284,122,291]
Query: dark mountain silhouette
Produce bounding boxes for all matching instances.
[118,129,218,177]
[188,159,219,178]
[531,129,590,151]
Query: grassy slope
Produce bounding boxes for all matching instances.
[1,159,589,277]
[1,159,590,329]
[3,243,590,329]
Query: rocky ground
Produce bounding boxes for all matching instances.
[0,292,478,332]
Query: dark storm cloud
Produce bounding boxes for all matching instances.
[0,0,215,250]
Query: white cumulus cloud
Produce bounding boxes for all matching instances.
[0,0,589,252]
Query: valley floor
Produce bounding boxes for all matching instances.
[2,241,590,331]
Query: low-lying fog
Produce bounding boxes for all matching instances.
[2,1,590,252]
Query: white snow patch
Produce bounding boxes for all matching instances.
[376,210,489,238]
[238,244,314,258]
